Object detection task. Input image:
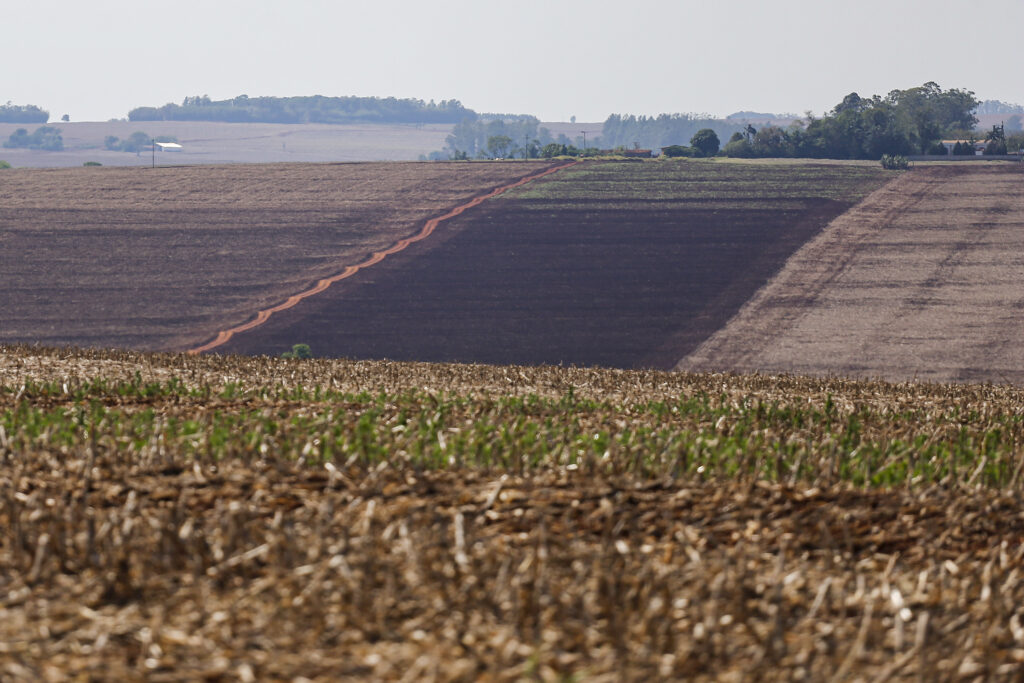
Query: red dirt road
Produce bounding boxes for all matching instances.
[189,162,577,353]
[679,164,1024,383]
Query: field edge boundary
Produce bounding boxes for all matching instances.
[187,161,580,354]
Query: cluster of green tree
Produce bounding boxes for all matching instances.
[439,117,563,159]
[0,103,49,124]
[3,126,63,151]
[660,130,721,158]
[103,132,178,153]
[949,141,976,155]
[718,83,980,159]
[539,143,582,158]
[600,113,744,151]
[128,95,476,124]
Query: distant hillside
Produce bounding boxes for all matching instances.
[975,99,1024,115]
[726,111,778,120]
[128,95,477,124]
[601,113,745,150]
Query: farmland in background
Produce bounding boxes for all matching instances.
[1,344,1022,680]
[0,121,605,168]
[0,121,452,167]
[0,161,559,350]
[220,160,891,367]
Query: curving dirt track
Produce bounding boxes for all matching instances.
[679,163,1024,383]
[189,162,577,353]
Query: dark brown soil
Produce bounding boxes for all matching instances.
[0,161,559,351]
[219,197,859,369]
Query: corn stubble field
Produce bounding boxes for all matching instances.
[2,346,1023,680]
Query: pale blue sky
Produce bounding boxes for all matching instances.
[7,0,1022,122]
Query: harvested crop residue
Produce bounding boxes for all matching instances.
[2,345,1023,680]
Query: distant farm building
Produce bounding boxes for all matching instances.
[154,142,183,153]
[619,148,652,158]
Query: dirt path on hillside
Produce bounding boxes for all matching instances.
[679,164,1024,383]
[188,162,578,354]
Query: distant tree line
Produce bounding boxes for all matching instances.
[436,116,565,159]
[600,113,744,151]
[975,99,1024,115]
[718,83,980,159]
[0,103,49,124]
[3,126,63,151]
[596,83,984,160]
[128,95,477,124]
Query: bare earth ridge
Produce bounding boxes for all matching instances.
[679,163,1024,384]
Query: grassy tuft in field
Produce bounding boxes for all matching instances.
[1,345,1023,680]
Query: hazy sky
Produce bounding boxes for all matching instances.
[8,0,1023,123]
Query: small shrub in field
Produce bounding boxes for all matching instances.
[281,343,312,359]
[83,161,102,167]
[661,144,697,158]
[0,160,11,169]
[952,141,976,156]
[880,154,909,170]
[984,139,1008,155]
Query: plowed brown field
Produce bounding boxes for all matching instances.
[680,163,1024,384]
[218,161,891,367]
[0,161,559,351]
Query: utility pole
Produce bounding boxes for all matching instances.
[151,138,155,168]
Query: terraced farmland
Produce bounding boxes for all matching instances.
[218,160,892,367]
[1,345,1022,680]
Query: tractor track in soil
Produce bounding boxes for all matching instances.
[188,161,579,354]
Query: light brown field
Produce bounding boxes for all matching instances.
[0,121,454,167]
[0,161,559,351]
[680,163,1024,383]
